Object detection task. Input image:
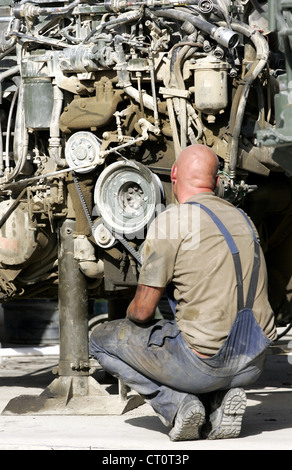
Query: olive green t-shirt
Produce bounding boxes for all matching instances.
[138,192,277,355]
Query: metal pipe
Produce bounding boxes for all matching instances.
[57,218,89,377]
[124,86,155,111]
[49,86,66,168]
[11,80,29,178]
[149,53,160,133]
[5,87,18,169]
[167,98,181,158]
[0,65,20,105]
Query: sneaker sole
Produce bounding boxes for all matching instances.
[169,403,205,441]
[207,388,247,440]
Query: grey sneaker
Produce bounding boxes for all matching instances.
[169,395,205,441]
[203,387,247,440]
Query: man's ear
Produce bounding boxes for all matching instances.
[171,164,177,183]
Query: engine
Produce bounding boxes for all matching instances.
[0,0,291,326]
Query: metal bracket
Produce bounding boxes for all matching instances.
[2,375,144,416]
[1,218,144,416]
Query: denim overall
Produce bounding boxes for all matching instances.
[89,204,271,424]
[184,203,271,370]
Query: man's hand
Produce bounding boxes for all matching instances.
[126,284,164,323]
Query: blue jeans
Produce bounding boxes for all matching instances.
[89,311,270,425]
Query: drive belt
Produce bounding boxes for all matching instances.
[72,171,143,266]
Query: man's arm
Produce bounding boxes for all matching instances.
[126,284,164,324]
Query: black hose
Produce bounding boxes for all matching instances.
[153,8,216,36]
[152,8,238,49]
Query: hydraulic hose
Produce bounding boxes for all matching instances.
[152,8,239,49]
[9,80,29,181]
[83,9,142,43]
[222,20,270,179]
[0,65,20,174]
[13,0,80,19]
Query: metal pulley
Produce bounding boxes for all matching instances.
[65,131,103,173]
[94,160,163,238]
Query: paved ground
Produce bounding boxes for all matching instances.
[0,329,292,452]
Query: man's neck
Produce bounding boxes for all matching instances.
[178,188,213,203]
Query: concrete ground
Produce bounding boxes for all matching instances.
[0,328,292,451]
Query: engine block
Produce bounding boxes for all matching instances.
[0,0,291,327]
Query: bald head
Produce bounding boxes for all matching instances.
[171,144,219,203]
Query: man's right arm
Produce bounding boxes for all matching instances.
[126,284,164,324]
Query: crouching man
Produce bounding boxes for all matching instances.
[90,144,277,441]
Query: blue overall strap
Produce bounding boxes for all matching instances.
[237,208,261,309]
[187,202,244,311]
